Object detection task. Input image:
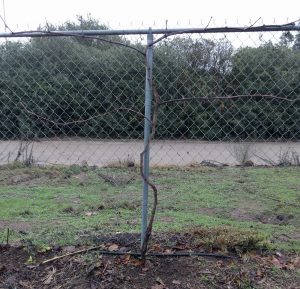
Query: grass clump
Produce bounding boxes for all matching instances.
[191,226,268,254]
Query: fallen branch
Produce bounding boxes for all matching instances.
[41,245,104,265]
[40,246,236,266]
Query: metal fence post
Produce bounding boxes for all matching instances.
[141,28,153,246]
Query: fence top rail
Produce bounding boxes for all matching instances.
[0,24,300,38]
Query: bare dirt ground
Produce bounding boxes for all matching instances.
[1,232,300,289]
[0,138,300,167]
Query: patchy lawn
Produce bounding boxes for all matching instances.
[0,164,299,252]
[0,164,299,288]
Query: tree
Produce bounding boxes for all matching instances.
[280,31,294,47]
[0,16,145,139]
[293,32,300,51]
[226,42,300,139]
[1,19,299,141]
[154,36,233,139]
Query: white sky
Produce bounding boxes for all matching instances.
[0,0,300,32]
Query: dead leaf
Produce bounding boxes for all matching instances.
[270,257,282,268]
[120,255,144,267]
[282,256,300,270]
[43,267,56,285]
[151,244,163,252]
[87,262,103,276]
[172,245,187,250]
[156,277,165,285]
[290,256,300,269]
[122,254,131,264]
[108,244,119,252]
[129,257,144,266]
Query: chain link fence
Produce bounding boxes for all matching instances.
[0,25,300,167]
[0,20,300,246]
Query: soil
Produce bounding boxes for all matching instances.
[0,233,299,289]
[256,212,295,225]
[0,221,32,232]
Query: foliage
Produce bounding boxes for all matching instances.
[0,17,300,140]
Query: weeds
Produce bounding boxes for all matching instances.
[191,226,268,254]
[255,149,300,166]
[14,140,35,167]
[105,154,136,168]
[228,142,255,166]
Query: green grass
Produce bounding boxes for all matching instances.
[0,164,299,252]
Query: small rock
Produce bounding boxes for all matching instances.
[108,244,119,251]
[119,246,129,253]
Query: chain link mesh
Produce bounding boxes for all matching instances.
[151,31,300,166]
[1,30,299,167]
[0,25,299,245]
